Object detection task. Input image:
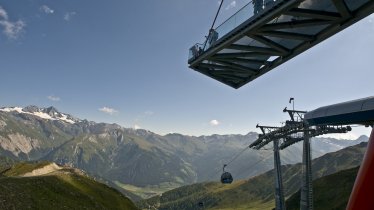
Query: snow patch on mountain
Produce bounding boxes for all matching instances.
[32,111,54,120]
[0,107,23,113]
[60,114,76,124]
[0,106,77,124]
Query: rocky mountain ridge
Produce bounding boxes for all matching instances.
[137,142,367,209]
[0,105,368,199]
[0,106,78,124]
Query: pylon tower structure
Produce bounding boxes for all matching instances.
[274,138,286,210]
[257,125,286,210]
[300,125,313,210]
[251,103,351,210]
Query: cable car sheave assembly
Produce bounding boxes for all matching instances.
[250,100,352,210]
[188,0,374,89]
[249,96,374,210]
[210,96,374,210]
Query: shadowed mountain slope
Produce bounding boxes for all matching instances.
[137,142,367,210]
[0,106,368,199]
[286,166,359,210]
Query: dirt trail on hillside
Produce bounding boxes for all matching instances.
[22,163,62,177]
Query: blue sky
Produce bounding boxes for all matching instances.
[0,0,373,138]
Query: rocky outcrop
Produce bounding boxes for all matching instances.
[0,133,40,157]
[0,119,6,129]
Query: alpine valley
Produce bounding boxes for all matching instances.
[0,106,368,200]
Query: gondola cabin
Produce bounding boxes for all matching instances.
[198,202,204,207]
[221,164,233,184]
[221,171,233,184]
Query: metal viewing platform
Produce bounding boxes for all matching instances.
[188,0,374,89]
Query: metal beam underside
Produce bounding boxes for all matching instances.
[189,0,374,89]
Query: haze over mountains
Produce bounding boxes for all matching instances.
[137,142,367,210]
[0,106,368,199]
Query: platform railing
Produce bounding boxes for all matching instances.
[188,0,280,62]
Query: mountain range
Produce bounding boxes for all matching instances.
[137,142,367,209]
[0,105,368,199]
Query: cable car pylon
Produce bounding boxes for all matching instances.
[300,123,313,210]
[250,98,352,210]
[257,124,286,210]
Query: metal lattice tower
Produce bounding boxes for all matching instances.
[300,126,313,210]
[257,124,286,210]
[251,101,352,210]
[273,138,286,210]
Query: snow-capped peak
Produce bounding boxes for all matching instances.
[0,106,78,124]
[0,107,24,113]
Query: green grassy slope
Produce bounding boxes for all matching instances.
[286,166,359,210]
[0,156,15,173]
[0,162,138,210]
[137,142,367,210]
[2,161,50,176]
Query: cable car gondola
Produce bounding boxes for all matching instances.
[198,202,204,208]
[220,164,233,184]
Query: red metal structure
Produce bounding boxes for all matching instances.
[347,128,374,210]
[304,96,374,209]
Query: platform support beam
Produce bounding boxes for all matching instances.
[300,128,313,210]
[273,138,286,210]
